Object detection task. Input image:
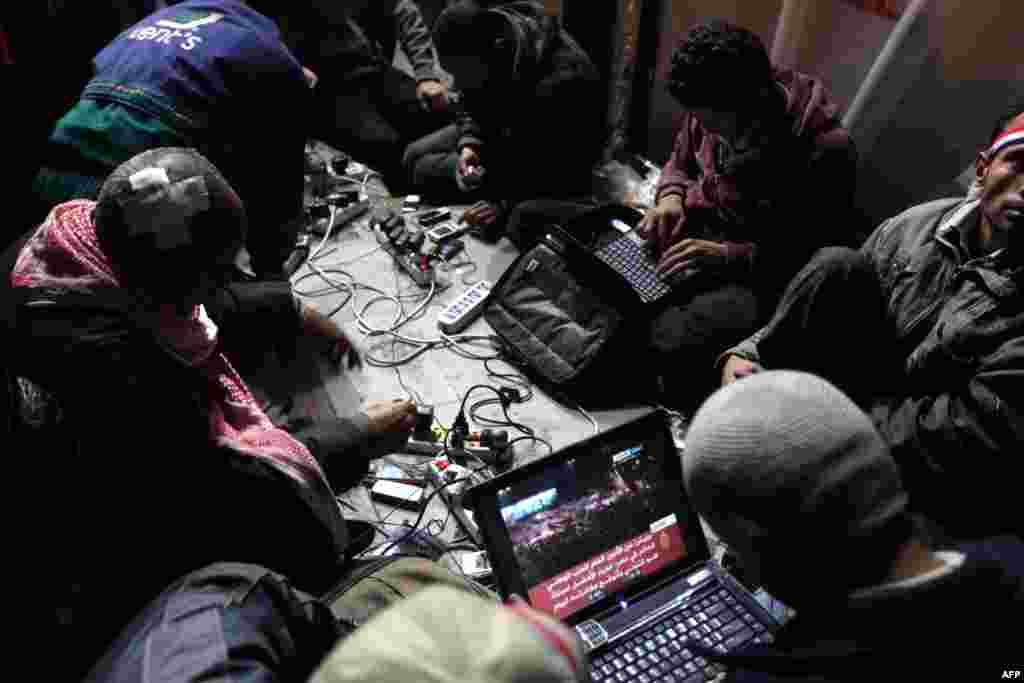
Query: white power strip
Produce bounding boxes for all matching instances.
[438,280,492,334]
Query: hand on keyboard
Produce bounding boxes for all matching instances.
[655,239,728,280]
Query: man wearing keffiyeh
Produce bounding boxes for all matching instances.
[4,148,416,675]
[720,104,1024,542]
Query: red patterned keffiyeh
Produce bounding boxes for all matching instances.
[11,200,332,492]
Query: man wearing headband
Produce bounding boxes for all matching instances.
[5,148,417,678]
[720,104,1024,540]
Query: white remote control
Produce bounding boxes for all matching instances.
[438,280,492,334]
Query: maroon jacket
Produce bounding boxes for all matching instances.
[656,69,857,293]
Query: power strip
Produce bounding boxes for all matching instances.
[374,227,434,287]
[438,280,492,334]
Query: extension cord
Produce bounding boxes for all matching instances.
[404,439,493,460]
[426,455,487,545]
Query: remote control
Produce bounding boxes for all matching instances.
[418,208,452,227]
[438,280,492,334]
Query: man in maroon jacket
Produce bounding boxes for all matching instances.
[639,20,857,411]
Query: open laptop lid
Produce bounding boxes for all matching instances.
[466,410,711,627]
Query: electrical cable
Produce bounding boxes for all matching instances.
[506,435,554,455]
[580,405,599,436]
[362,466,487,558]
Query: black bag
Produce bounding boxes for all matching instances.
[483,203,659,409]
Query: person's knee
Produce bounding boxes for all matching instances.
[650,286,760,355]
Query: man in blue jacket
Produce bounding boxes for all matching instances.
[719,104,1024,541]
[33,0,312,278]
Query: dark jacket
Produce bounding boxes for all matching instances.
[706,536,1024,681]
[1,230,359,672]
[731,197,1024,538]
[83,563,342,683]
[656,69,857,296]
[449,1,604,201]
[296,0,443,83]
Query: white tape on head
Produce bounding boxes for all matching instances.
[128,167,171,191]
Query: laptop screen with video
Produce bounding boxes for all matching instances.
[469,411,710,625]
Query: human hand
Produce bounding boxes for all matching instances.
[416,79,451,113]
[299,302,362,369]
[457,146,484,178]
[364,399,418,436]
[462,200,500,228]
[637,194,685,256]
[302,66,319,89]
[326,332,362,370]
[721,355,763,386]
[656,238,728,281]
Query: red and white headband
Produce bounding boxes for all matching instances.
[988,122,1024,158]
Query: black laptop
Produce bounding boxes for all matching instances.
[465,411,782,683]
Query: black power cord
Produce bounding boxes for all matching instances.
[365,465,489,558]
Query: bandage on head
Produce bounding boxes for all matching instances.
[117,167,212,251]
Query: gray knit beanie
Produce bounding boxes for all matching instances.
[683,371,912,604]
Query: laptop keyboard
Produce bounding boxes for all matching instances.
[588,588,773,683]
[594,233,672,304]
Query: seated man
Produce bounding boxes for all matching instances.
[639,20,856,411]
[85,563,585,683]
[284,0,454,193]
[5,148,416,675]
[720,104,1024,540]
[683,371,1024,681]
[33,0,315,277]
[402,0,604,237]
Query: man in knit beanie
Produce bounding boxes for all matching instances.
[682,371,1024,681]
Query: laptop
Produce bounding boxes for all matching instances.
[465,410,783,683]
[593,226,673,304]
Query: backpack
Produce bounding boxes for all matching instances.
[483,203,660,410]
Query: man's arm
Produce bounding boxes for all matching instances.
[394,0,443,83]
[872,335,1024,533]
[654,115,698,205]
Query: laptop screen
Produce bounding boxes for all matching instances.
[470,411,709,624]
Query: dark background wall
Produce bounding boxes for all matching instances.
[631,0,1024,230]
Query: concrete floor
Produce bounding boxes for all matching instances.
[280,144,694,560]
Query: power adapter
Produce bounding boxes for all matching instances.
[498,387,521,406]
[414,404,435,442]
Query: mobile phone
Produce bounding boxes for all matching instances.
[418,208,452,227]
[426,221,470,242]
[370,480,426,510]
[451,550,493,579]
[371,462,423,486]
